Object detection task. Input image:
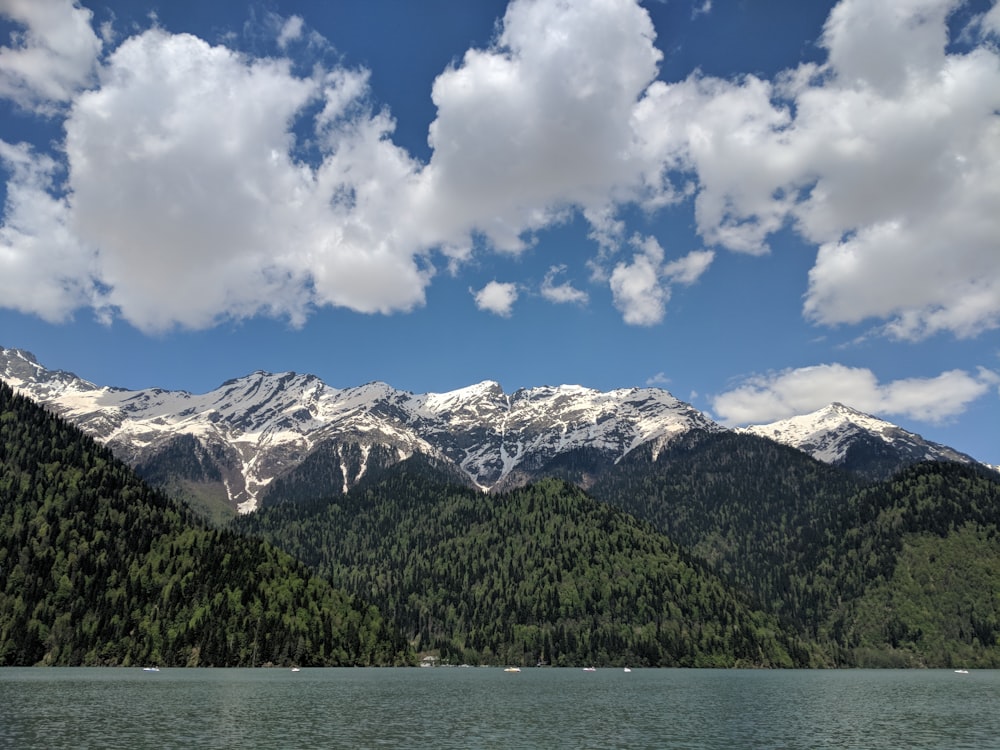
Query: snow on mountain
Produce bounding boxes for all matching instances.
[1,347,718,512]
[7,346,986,512]
[738,402,976,474]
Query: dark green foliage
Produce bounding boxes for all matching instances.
[136,434,225,484]
[6,373,999,669]
[134,434,235,524]
[237,462,805,667]
[260,441,473,508]
[590,433,1000,666]
[589,431,864,623]
[822,462,1000,667]
[0,382,409,667]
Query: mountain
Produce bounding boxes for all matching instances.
[3,347,989,515]
[738,402,978,480]
[236,468,808,668]
[822,461,1000,667]
[0,380,410,667]
[0,347,719,513]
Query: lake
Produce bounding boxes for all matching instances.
[1,667,997,749]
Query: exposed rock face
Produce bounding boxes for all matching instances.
[1,347,718,511]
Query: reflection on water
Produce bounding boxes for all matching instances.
[1,667,998,749]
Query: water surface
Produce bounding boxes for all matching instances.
[1,667,996,749]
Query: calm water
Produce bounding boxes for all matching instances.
[1,667,997,749]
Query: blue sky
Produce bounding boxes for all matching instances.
[1,0,999,464]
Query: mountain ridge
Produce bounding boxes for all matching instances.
[2,346,988,512]
[0,347,719,511]
[738,402,977,480]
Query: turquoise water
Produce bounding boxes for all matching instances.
[1,667,997,749]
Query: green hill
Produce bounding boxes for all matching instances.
[0,381,409,667]
[822,462,1000,667]
[588,431,1000,666]
[236,458,808,667]
[589,431,863,624]
[6,374,998,669]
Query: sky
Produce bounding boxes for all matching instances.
[0,0,999,465]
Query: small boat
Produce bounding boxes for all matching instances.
[623,667,632,673]
[142,667,160,673]
[954,669,969,674]
[291,667,301,672]
[503,666,521,673]
[582,666,596,672]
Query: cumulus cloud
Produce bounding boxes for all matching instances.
[276,15,304,49]
[633,0,1000,339]
[610,237,713,325]
[646,371,671,387]
[413,0,663,253]
[610,237,667,325]
[55,27,430,332]
[473,280,519,317]
[540,265,588,305]
[0,139,94,319]
[0,0,102,112]
[0,0,669,330]
[712,363,999,426]
[0,0,998,342]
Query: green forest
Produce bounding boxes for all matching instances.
[3,378,1000,668]
[236,462,805,667]
[0,382,408,667]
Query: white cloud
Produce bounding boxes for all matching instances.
[0,0,102,112]
[57,29,430,332]
[0,139,94,320]
[473,280,519,317]
[982,3,1000,36]
[414,0,663,253]
[646,371,671,386]
[609,237,713,325]
[276,15,304,49]
[663,248,714,285]
[610,236,667,325]
[540,265,588,305]
[632,0,1000,339]
[0,0,998,344]
[712,363,998,426]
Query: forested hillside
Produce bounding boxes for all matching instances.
[236,458,810,668]
[5,374,998,669]
[0,382,410,667]
[589,432,1000,666]
[589,430,864,623]
[823,462,1000,667]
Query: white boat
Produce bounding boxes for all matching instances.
[623,667,632,673]
[582,666,596,672]
[954,669,969,674]
[291,667,301,672]
[142,667,160,672]
[503,666,521,673]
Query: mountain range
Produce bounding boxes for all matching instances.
[0,346,986,515]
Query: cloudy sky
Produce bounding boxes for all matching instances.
[1,0,998,463]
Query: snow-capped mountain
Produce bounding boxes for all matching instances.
[5,346,989,512]
[1,347,718,512]
[738,402,977,479]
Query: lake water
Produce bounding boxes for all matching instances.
[1,667,997,749]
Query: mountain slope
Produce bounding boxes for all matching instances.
[0,380,409,666]
[588,431,1000,667]
[235,468,808,667]
[739,402,977,480]
[1,347,719,512]
[823,462,1000,667]
[588,430,864,623]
